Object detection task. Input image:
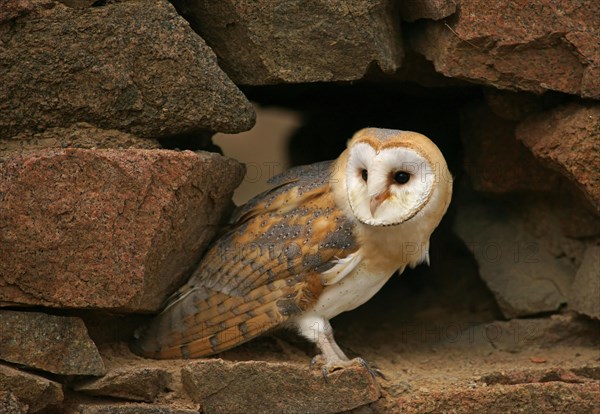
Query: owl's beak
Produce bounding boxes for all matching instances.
[370,191,390,216]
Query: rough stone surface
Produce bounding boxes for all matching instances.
[0,310,105,376]
[58,0,96,7]
[0,0,255,139]
[69,404,199,414]
[75,366,170,403]
[483,89,550,121]
[460,102,561,193]
[400,0,457,22]
[0,0,33,23]
[173,0,403,84]
[478,314,600,353]
[516,103,600,212]
[0,363,64,412]
[391,382,600,414]
[569,246,600,320]
[0,123,161,156]
[0,391,26,414]
[181,359,380,414]
[479,365,600,386]
[410,0,600,98]
[454,191,577,318]
[0,149,244,311]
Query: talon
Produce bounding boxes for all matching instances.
[321,366,329,383]
[353,357,387,380]
[310,355,320,370]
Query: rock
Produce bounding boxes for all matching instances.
[58,0,96,7]
[460,102,561,193]
[569,246,600,320]
[454,191,576,318]
[410,0,600,98]
[0,310,105,376]
[0,0,33,23]
[173,0,403,84]
[0,149,244,311]
[483,89,549,122]
[0,363,64,412]
[181,359,380,414]
[0,123,161,156]
[478,314,600,353]
[479,365,600,386]
[0,392,26,414]
[0,0,255,139]
[394,382,600,414]
[69,404,199,414]
[400,0,457,22]
[74,366,170,403]
[516,103,600,212]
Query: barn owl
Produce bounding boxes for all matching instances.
[133,128,453,374]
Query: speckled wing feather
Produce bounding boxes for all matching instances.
[133,161,358,359]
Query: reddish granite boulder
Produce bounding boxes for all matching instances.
[460,102,561,193]
[0,149,244,311]
[516,103,600,212]
[411,0,600,98]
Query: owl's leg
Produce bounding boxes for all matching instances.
[295,315,365,375]
[295,314,385,380]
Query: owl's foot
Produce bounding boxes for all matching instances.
[310,355,385,382]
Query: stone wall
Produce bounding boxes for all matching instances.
[1,0,598,413]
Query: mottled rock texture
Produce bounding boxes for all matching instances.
[1,123,161,155]
[0,310,105,376]
[181,359,380,414]
[454,193,577,319]
[411,0,600,98]
[393,382,600,414]
[68,404,199,414]
[516,103,600,212]
[569,246,600,320]
[461,102,561,193]
[75,366,170,403]
[173,0,403,84]
[0,0,255,139]
[0,149,244,311]
[0,391,26,414]
[0,363,64,412]
[0,0,34,22]
[400,0,456,22]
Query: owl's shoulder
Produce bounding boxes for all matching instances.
[231,160,336,224]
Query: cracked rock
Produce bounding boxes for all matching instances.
[460,102,562,194]
[0,310,105,376]
[0,363,64,412]
[569,246,600,320]
[454,190,578,318]
[181,359,380,414]
[74,366,170,403]
[411,0,600,98]
[516,103,600,213]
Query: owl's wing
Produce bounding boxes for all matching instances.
[132,161,360,359]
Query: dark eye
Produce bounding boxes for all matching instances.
[394,171,410,184]
[361,169,368,181]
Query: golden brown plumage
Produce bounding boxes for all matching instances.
[133,161,359,359]
[133,128,453,372]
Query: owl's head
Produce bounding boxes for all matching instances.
[343,128,452,227]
